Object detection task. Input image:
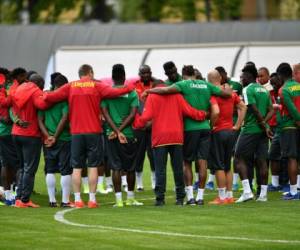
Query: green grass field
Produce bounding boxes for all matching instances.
[1,159,300,250]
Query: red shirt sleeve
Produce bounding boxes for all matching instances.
[210,96,218,105]
[133,95,153,129]
[97,82,135,99]
[179,95,206,121]
[43,84,70,103]
[33,89,50,110]
[232,92,241,105]
[0,88,11,108]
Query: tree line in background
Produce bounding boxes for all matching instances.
[0,0,299,24]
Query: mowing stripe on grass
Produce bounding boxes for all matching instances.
[54,208,300,245]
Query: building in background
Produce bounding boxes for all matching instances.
[0,0,300,24]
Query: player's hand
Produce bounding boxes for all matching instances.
[273,104,280,110]
[296,120,300,127]
[141,90,149,102]
[232,125,240,131]
[45,136,56,147]
[108,131,117,140]
[118,132,128,144]
[145,121,152,129]
[16,119,29,128]
[265,127,273,139]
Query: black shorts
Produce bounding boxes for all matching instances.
[71,134,104,168]
[280,129,300,159]
[107,137,137,172]
[234,133,268,160]
[269,132,281,161]
[184,130,211,162]
[0,135,19,169]
[44,140,72,176]
[231,130,240,155]
[209,130,236,172]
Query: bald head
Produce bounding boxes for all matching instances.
[139,65,152,83]
[293,63,300,82]
[29,74,45,90]
[207,70,222,85]
[139,65,151,72]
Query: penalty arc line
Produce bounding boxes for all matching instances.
[54,208,300,245]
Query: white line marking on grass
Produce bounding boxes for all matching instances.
[54,208,300,245]
[99,195,174,205]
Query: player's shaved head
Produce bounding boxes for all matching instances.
[139,65,151,72]
[182,65,194,77]
[276,62,292,83]
[29,73,45,90]
[293,63,300,72]
[293,63,300,82]
[112,64,125,85]
[78,64,93,78]
[139,65,152,83]
[207,70,221,85]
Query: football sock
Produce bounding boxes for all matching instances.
[241,179,251,194]
[82,177,88,185]
[106,176,113,187]
[127,191,134,199]
[290,184,297,195]
[218,187,226,200]
[260,185,268,197]
[98,176,104,185]
[74,192,81,202]
[115,192,122,201]
[297,175,300,189]
[196,188,204,201]
[271,175,279,187]
[121,175,128,186]
[208,174,215,183]
[185,186,194,200]
[233,173,239,185]
[61,175,71,203]
[4,190,13,201]
[136,172,143,188]
[151,171,156,189]
[89,192,96,202]
[226,191,233,198]
[46,174,56,203]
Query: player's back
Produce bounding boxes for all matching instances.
[242,82,271,134]
[68,79,101,134]
[213,92,240,132]
[102,89,138,137]
[147,93,187,146]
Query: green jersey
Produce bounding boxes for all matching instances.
[38,102,70,141]
[228,79,243,96]
[165,74,182,86]
[174,79,222,131]
[0,81,13,136]
[101,88,139,138]
[279,80,300,129]
[228,79,243,124]
[241,83,272,134]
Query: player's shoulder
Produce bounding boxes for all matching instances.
[128,89,138,98]
[228,79,241,85]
